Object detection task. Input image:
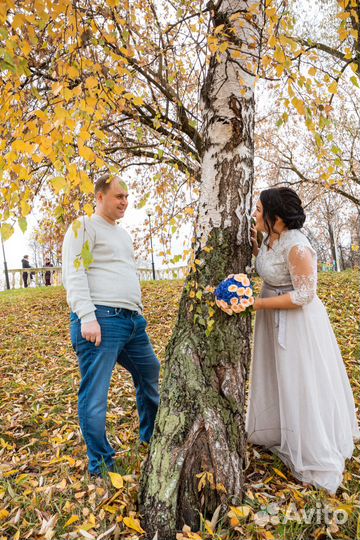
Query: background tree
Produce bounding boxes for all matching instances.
[255,0,360,210]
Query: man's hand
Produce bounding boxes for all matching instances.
[81,320,102,346]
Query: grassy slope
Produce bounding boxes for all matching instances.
[0,271,358,540]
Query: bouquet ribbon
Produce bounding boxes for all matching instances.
[263,283,295,350]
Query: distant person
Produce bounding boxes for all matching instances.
[44,257,53,286]
[62,174,160,477]
[21,255,32,288]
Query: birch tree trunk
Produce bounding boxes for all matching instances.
[140,2,260,538]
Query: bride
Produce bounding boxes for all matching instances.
[246,186,359,494]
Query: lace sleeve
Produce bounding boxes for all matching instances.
[287,244,317,306]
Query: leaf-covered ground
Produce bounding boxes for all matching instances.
[0,271,359,540]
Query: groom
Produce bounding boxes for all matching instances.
[62,174,160,476]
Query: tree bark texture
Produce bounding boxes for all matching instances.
[140,2,260,538]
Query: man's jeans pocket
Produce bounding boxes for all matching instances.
[70,324,78,352]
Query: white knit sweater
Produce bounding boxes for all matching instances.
[62,214,143,323]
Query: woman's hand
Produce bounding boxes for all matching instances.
[251,226,259,256]
[253,297,262,311]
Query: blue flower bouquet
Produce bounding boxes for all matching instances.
[215,273,254,315]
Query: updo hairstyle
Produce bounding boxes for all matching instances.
[260,187,306,242]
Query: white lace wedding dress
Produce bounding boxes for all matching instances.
[246,229,359,493]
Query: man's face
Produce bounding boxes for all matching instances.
[98,179,129,222]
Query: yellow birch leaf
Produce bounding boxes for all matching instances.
[83,204,94,218]
[79,144,95,161]
[266,6,277,18]
[12,13,26,28]
[279,35,298,51]
[133,96,144,106]
[63,88,73,101]
[67,65,80,78]
[275,64,285,77]
[268,34,277,48]
[21,40,32,55]
[337,11,351,19]
[54,106,67,120]
[273,467,288,479]
[72,219,82,237]
[262,55,272,68]
[205,520,214,535]
[274,46,286,63]
[308,67,317,76]
[85,76,98,89]
[20,200,31,216]
[328,81,338,94]
[209,42,218,53]
[80,173,95,194]
[123,516,145,534]
[108,472,124,489]
[292,97,306,115]
[219,41,229,53]
[64,515,79,527]
[214,24,225,34]
[52,176,67,193]
[123,92,135,101]
[102,505,117,514]
[12,140,27,152]
[18,217,27,233]
[230,505,251,519]
[79,129,91,142]
[0,223,14,241]
[231,49,241,59]
[0,509,10,520]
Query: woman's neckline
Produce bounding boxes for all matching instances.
[267,228,291,250]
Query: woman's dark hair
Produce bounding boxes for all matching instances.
[260,187,306,244]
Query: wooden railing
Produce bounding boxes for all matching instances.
[6,265,187,289]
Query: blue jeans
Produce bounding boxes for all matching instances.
[70,305,160,475]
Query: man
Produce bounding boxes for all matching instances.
[62,175,160,477]
[21,255,32,288]
[44,256,53,286]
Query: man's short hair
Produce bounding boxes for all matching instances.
[95,174,128,195]
[95,174,113,195]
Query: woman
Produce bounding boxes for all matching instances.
[247,186,359,494]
